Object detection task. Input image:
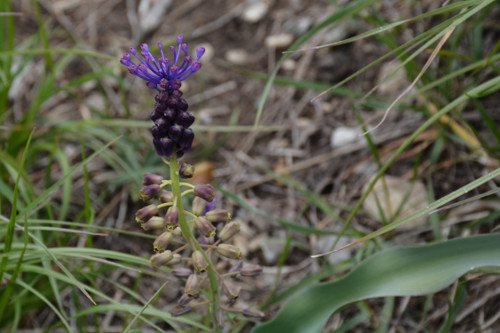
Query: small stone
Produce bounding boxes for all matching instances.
[242,1,268,23]
[330,126,363,148]
[265,33,294,49]
[225,49,250,65]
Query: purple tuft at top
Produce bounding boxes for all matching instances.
[121,35,205,91]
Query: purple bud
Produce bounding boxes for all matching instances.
[159,78,169,89]
[190,61,202,72]
[196,47,205,60]
[163,109,176,123]
[142,172,163,185]
[176,111,195,127]
[170,79,181,90]
[171,90,183,98]
[135,204,158,223]
[194,184,215,202]
[177,35,184,45]
[139,184,161,201]
[164,206,179,230]
[153,139,163,156]
[168,124,184,142]
[178,128,195,150]
[160,137,175,157]
[177,98,188,111]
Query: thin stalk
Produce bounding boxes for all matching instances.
[169,154,221,332]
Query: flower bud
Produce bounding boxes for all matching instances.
[204,209,231,223]
[192,251,208,273]
[216,244,241,260]
[141,216,165,231]
[228,261,243,275]
[179,162,194,179]
[194,184,215,202]
[159,190,174,203]
[242,308,265,319]
[135,204,158,223]
[165,206,179,230]
[170,305,192,316]
[241,265,262,277]
[184,274,200,298]
[192,197,207,216]
[150,250,173,267]
[169,253,182,266]
[172,267,192,278]
[222,279,240,301]
[142,172,163,185]
[153,231,173,252]
[195,217,216,237]
[172,226,183,237]
[177,293,191,306]
[219,221,240,241]
[139,184,161,201]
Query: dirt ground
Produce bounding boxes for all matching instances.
[9,0,500,331]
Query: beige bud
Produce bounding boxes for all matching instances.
[153,231,173,252]
[192,251,209,273]
[184,274,200,298]
[142,216,165,231]
[216,244,242,260]
[150,250,173,268]
[219,221,240,241]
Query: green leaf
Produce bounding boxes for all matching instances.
[252,234,500,333]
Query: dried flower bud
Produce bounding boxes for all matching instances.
[219,221,240,241]
[177,293,191,306]
[192,251,208,273]
[139,184,161,201]
[242,308,265,319]
[142,172,163,185]
[165,206,179,230]
[141,216,165,231]
[216,244,241,260]
[135,204,158,223]
[222,279,240,301]
[241,265,262,277]
[169,253,182,266]
[194,184,215,202]
[179,162,194,179]
[205,209,231,223]
[184,274,200,298]
[153,231,173,252]
[228,261,243,275]
[150,250,173,267]
[172,226,183,237]
[191,197,207,216]
[172,267,192,278]
[195,217,216,237]
[160,190,174,203]
[170,304,192,316]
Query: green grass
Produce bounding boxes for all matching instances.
[1,0,500,332]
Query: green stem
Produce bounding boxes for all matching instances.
[170,154,221,332]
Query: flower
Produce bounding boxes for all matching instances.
[121,36,205,158]
[120,35,205,91]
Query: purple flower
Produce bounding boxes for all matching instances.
[122,35,205,158]
[120,35,205,91]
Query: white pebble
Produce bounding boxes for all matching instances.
[242,1,268,23]
[265,33,294,49]
[225,49,250,65]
